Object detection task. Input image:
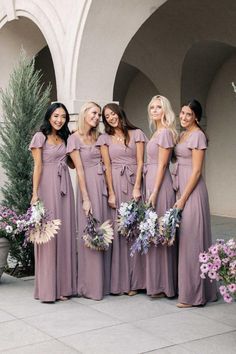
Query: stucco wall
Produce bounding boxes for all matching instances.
[206,54,236,217]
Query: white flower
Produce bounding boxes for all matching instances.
[5,225,13,233]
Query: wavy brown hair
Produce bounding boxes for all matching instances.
[102,103,138,146]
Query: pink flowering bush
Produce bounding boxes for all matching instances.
[199,238,236,303]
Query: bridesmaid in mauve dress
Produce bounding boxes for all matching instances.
[67,102,111,300]
[96,103,147,295]
[145,95,178,298]
[29,102,77,302]
[173,99,217,307]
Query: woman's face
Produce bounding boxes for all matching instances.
[104,108,120,128]
[179,105,196,130]
[149,98,164,122]
[85,106,101,128]
[49,107,67,131]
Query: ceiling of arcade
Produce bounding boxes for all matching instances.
[119,0,236,112]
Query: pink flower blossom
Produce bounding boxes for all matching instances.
[223,293,233,303]
[199,252,209,263]
[200,263,210,273]
[200,273,206,279]
[219,285,227,295]
[208,270,217,280]
[227,283,236,293]
[209,245,219,255]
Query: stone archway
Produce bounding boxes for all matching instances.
[72,0,167,112]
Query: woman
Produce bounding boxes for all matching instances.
[29,102,77,302]
[67,101,110,300]
[145,95,178,298]
[96,103,147,295]
[174,99,217,307]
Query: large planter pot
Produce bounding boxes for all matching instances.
[0,237,10,279]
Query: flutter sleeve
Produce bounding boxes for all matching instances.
[29,132,46,150]
[134,129,148,143]
[66,133,81,154]
[96,133,110,147]
[156,128,174,148]
[187,130,207,150]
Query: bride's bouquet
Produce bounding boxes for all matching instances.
[83,212,114,251]
[159,208,182,246]
[117,199,145,241]
[130,204,160,256]
[18,201,61,245]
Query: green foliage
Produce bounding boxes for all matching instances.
[0,51,51,272]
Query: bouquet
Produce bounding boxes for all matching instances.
[130,204,160,256]
[117,200,144,240]
[0,206,19,241]
[19,201,61,245]
[199,238,236,303]
[83,212,114,251]
[159,208,182,246]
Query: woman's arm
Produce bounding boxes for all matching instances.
[148,147,172,208]
[31,148,43,204]
[100,145,116,209]
[132,142,144,201]
[69,150,91,215]
[174,149,205,209]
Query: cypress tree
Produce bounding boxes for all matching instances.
[0,51,51,273]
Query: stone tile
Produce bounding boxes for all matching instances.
[90,294,180,322]
[60,323,173,354]
[134,311,234,345]
[145,345,192,354]
[196,302,236,328]
[1,339,80,354]
[24,304,121,338]
[0,309,15,323]
[0,320,51,351]
[0,296,83,319]
[182,331,236,354]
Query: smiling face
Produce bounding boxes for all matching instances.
[49,107,66,132]
[85,105,101,128]
[149,98,164,123]
[179,105,197,130]
[104,108,120,128]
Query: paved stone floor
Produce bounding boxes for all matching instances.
[0,216,235,354]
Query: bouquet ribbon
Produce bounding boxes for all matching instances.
[58,161,67,196]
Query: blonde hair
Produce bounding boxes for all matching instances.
[77,101,101,139]
[147,95,178,143]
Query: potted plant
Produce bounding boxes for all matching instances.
[0,205,18,279]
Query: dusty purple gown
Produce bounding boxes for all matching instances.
[96,129,147,294]
[67,132,111,300]
[145,128,177,297]
[29,132,77,302]
[174,130,217,305]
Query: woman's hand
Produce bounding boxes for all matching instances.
[148,192,157,208]
[174,197,185,210]
[82,199,92,216]
[31,193,39,205]
[132,187,141,202]
[108,193,116,209]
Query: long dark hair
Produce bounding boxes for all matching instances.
[183,99,209,145]
[40,102,71,144]
[102,103,138,146]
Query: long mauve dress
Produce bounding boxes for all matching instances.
[29,132,77,302]
[96,129,147,294]
[145,128,177,297]
[174,130,217,305]
[67,132,111,300]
